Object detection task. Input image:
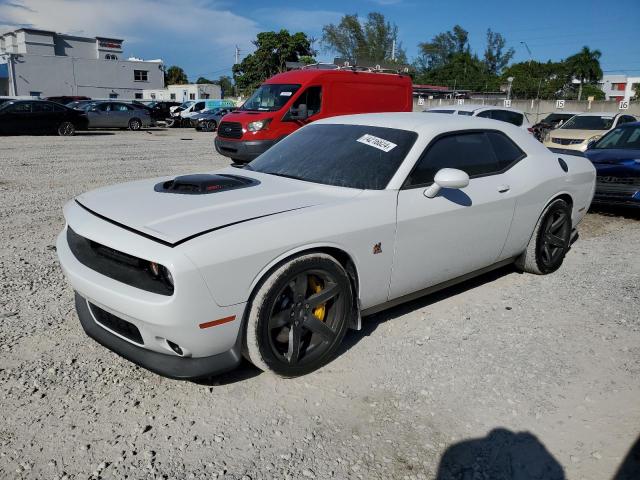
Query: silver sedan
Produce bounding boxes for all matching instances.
[85,102,151,130]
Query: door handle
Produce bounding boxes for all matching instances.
[498,185,511,193]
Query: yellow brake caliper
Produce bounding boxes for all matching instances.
[308,276,326,321]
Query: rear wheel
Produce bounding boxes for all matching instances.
[202,120,216,132]
[516,198,572,274]
[128,118,142,131]
[243,253,352,377]
[57,121,75,136]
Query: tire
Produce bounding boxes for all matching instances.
[166,118,177,128]
[207,120,217,132]
[57,121,75,136]
[516,198,572,274]
[128,118,142,131]
[243,253,353,377]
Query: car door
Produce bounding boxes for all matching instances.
[390,130,517,299]
[87,102,113,128]
[111,103,131,127]
[2,102,34,134]
[31,101,58,132]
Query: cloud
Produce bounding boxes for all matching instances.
[0,0,260,77]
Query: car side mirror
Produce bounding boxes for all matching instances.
[424,168,470,198]
[289,103,308,120]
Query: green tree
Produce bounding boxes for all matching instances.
[415,52,499,92]
[566,46,602,100]
[232,30,314,94]
[215,75,235,98]
[299,55,317,65]
[195,76,215,84]
[165,65,188,85]
[483,29,514,75]
[321,12,406,64]
[416,25,469,70]
[501,61,571,99]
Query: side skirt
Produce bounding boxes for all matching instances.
[360,257,517,317]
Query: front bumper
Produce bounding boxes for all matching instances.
[57,201,247,378]
[592,187,640,207]
[75,293,241,379]
[214,136,278,163]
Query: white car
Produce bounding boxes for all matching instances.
[57,113,596,378]
[425,104,532,132]
[543,112,637,152]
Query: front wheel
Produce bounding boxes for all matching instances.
[57,121,75,136]
[243,253,353,377]
[128,118,142,131]
[516,198,572,274]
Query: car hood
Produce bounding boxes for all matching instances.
[585,148,640,164]
[74,168,361,246]
[551,128,606,140]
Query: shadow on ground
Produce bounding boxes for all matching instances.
[589,204,640,220]
[339,264,517,356]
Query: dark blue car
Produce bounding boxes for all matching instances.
[585,121,640,208]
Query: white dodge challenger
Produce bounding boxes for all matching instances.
[57,113,596,378]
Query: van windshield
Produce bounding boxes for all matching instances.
[242,84,300,112]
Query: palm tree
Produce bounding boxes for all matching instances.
[567,46,603,101]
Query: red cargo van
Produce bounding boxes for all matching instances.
[215,68,413,163]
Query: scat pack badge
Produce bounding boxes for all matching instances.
[372,242,382,255]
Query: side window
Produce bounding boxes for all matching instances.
[405,132,499,187]
[458,110,473,116]
[113,103,129,111]
[99,103,112,112]
[53,104,67,112]
[287,86,322,120]
[194,102,205,111]
[8,102,32,113]
[487,110,523,126]
[476,110,493,119]
[32,102,54,113]
[486,132,525,170]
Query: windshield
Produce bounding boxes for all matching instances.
[241,84,301,112]
[179,101,194,109]
[561,115,614,130]
[593,126,640,150]
[246,124,418,189]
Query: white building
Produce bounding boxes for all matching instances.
[0,28,164,98]
[599,74,640,102]
[143,84,221,102]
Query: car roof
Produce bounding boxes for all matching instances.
[316,111,526,135]
[573,111,619,117]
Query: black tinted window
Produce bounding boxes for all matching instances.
[484,109,523,126]
[248,124,418,190]
[405,132,499,187]
[486,132,525,169]
[7,102,32,113]
[32,102,54,112]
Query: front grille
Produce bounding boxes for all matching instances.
[552,137,583,145]
[67,227,173,296]
[89,302,143,345]
[597,176,640,186]
[217,121,243,139]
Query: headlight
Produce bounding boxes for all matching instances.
[544,132,551,142]
[247,119,272,132]
[149,261,173,288]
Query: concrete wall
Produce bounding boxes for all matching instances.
[413,97,640,122]
[10,55,164,98]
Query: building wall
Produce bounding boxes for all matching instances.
[9,55,164,98]
[599,74,639,101]
[144,84,221,101]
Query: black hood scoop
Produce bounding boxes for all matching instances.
[154,174,259,195]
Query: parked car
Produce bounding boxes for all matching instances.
[194,107,237,131]
[0,99,88,136]
[133,100,181,123]
[45,96,91,105]
[85,101,151,130]
[424,105,533,132]
[215,68,413,163]
[67,100,97,111]
[543,112,637,152]
[584,121,640,208]
[168,99,236,127]
[530,112,579,142]
[57,113,595,378]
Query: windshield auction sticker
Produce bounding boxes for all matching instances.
[280,91,293,96]
[357,134,397,152]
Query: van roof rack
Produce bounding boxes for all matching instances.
[285,58,411,75]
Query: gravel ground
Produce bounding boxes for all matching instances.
[0,129,639,480]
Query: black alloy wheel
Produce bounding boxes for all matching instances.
[57,121,75,136]
[244,254,352,377]
[536,204,571,273]
[128,118,142,131]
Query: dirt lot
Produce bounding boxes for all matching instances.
[0,129,639,480]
